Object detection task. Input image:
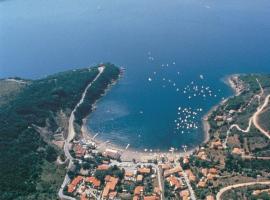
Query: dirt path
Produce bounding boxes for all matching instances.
[253,94,270,139]
[223,79,270,147]
[216,181,270,200]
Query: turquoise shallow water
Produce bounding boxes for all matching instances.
[1,0,270,150]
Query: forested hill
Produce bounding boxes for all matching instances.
[0,63,120,200]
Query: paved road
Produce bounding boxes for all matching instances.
[216,181,270,200]
[59,67,104,200]
[174,161,196,200]
[58,170,75,200]
[67,66,105,143]
[181,170,196,200]
[155,165,165,200]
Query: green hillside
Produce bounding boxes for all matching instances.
[0,64,120,199]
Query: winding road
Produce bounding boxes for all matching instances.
[217,78,270,200]
[253,94,270,140]
[59,67,104,200]
[223,79,270,147]
[216,181,270,200]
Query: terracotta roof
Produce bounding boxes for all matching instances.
[107,176,118,190]
[197,151,207,160]
[144,195,159,200]
[102,176,119,198]
[164,166,182,177]
[134,186,144,196]
[185,169,196,182]
[68,176,84,193]
[138,167,151,174]
[209,168,218,174]
[232,147,243,155]
[207,173,214,180]
[97,164,110,171]
[85,176,101,187]
[103,186,110,198]
[72,176,84,185]
[180,190,190,198]
[211,140,222,148]
[167,176,181,190]
[67,184,75,193]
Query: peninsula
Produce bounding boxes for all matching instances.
[0,63,120,200]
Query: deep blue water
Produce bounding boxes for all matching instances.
[1,0,270,151]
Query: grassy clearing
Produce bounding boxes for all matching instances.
[0,80,27,106]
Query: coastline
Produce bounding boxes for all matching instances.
[202,74,240,145]
[81,119,193,162]
[80,74,240,161]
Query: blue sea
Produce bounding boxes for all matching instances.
[1,0,270,151]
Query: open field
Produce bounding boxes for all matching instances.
[0,79,28,106]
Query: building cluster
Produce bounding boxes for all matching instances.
[102,175,119,199]
[72,139,97,158]
[67,175,102,200]
[66,136,226,200]
[179,153,219,199]
[123,165,161,200]
[196,149,208,160]
[214,109,236,127]
[160,162,193,200]
[66,163,161,200]
[232,147,244,155]
[65,139,161,200]
[197,168,218,189]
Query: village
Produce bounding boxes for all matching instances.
[58,74,270,200]
[62,138,200,200]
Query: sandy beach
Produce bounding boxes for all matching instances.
[81,120,192,162]
[80,74,240,162]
